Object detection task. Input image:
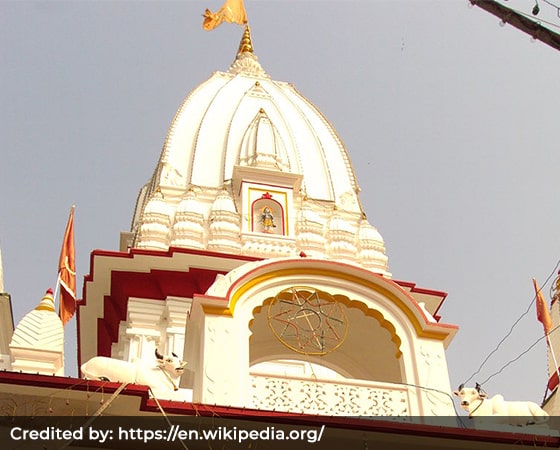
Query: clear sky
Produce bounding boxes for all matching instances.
[1,0,560,408]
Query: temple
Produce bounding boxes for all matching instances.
[0,21,559,450]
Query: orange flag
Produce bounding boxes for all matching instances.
[203,0,247,31]
[534,277,552,334]
[58,206,76,326]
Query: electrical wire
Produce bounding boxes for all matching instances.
[478,324,559,386]
[462,259,560,386]
[391,381,469,427]
[542,0,560,19]
[497,0,560,30]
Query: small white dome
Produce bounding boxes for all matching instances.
[143,190,172,217]
[359,220,384,244]
[211,188,238,214]
[328,211,355,234]
[238,108,290,171]
[176,189,204,216]
[10,289,63,352]
[298,202,323,225]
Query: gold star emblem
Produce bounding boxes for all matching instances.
[268,287,348,355]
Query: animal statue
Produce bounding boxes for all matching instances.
[453,384,549,427]
[81,349,187,398]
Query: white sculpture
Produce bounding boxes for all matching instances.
[81,349,187,398]
[453,384,549,427]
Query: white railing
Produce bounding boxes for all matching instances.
[250,373,410,416]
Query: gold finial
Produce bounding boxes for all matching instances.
[35,288,56,313]
[237,25,253,55]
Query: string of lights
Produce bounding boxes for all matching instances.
[505,0,560,28]
[537,0,560,18]
[501,0,560,23]
[471,0,560,50]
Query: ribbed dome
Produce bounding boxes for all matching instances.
[358,219,384,244]
[298,200,323,224]
[146,40,360,210]
[211,187,238,214]
[357,219,388,272]
[10,290,64,357]
[129,29,390,276]
[143,190,172,217]
[238,108,290,171]
[176,189,204,215]
[136,190,172,250]
[170,189,205,249]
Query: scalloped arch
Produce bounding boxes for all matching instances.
[250,290,402,359]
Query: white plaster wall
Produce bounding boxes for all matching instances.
[186,261,456,415]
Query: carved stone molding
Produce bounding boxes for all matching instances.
[250,375,409,416]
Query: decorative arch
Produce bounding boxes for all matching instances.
[220,262,455,346]
[247,286,405,383]
[187,258,457,412]
[251,194,285,235]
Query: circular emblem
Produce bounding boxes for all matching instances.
[267,287,348,355]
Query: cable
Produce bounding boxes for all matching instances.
[391,381,468,427]
[542,0,560,19]
[478,325,558,386]
[463,259,560,386]
[497,0,560,30]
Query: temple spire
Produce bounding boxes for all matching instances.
[238,25,254,55]
[0,245,4,293]
[228,24,267,77]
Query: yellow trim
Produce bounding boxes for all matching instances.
[35,305,55,312]
[336,295,403,358]
[219,268,452,342]
[200,304,233,316]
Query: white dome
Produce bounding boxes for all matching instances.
[328,210,356,234]
[136,190,172,250]
[238,108,290,171]
[298,201,323,225]
[129,29,389,275]
[359,219,385,245]
[211,187,238,214]
[150,42,359,208]
[143,190,172,217]
[10,290,63,353]
[176,189,204,216]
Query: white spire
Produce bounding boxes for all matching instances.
[0,245,4,293]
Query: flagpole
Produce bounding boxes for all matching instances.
[534,276,560,392]
[53,273,61,304]
[546,333,560,389]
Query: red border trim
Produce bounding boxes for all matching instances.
[0,371,558,447]
[78,247,263,366]
[393,279,448,321]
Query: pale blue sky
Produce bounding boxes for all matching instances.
[1,0,560,407]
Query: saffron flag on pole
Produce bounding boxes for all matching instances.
[534,277,552,335]
[203,0,247,30]
[58,206,76,326]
